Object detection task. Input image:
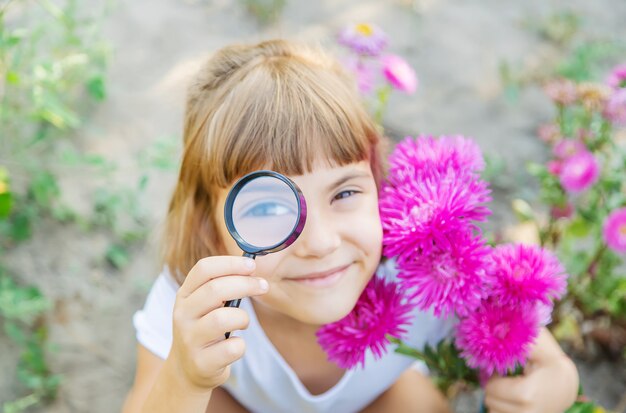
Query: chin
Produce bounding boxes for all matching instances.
[293,292,361,326]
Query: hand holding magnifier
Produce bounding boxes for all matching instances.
[223,170,307,338]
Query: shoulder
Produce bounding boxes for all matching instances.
[132,268,179,360]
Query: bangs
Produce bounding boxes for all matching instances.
[203,54,380,188]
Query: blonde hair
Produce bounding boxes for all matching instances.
[163,39,387,284]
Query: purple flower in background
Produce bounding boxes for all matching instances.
[603,207,626,253]
[317,275,414,369]
[338,23,388,56]
[607,63,626,89]
[546,160,562,176]
[398,231,491,317]
[537,123,561,145]
[380,167,491,262]
[543,78,578,105]
[559,151,600,193]
[388,135,485,178]
[487,244,568,307]
[603,88,626,126]
[341,56,377,94]
[550,202,574,219]
[381,54,418,94]
[553,139,587,159]
[456,299,541,376]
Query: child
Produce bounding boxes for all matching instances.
[122,39,580,413]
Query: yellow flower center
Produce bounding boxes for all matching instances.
[355,23,373,36]
[620,224,626,236]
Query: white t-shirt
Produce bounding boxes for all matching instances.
[133,260,455,413]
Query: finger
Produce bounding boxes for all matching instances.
[192,307,251,346]
[178,256,256,297]
[485,374,534,406]
[483,395,520,413]
[197,336,246,372]
[185,275,268,316]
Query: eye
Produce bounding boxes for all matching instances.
[333,190,360,202]
[242,202,295,217]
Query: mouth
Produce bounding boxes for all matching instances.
[286,264,352,288]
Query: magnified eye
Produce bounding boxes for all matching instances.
[243,202,295,218]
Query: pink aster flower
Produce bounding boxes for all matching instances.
[537,123,561,145]
[381,54,418,94]
[550,202,574,219]
[337,23,388,56]
[380,167,491,262]
[341,56,377,94]
[486,244,568,307]
[603,88,626,126]
[543,78,578,105]
[317,275,414,369]
[536,302,554,327]
[576,128,594,144]
[603,207,626,253]
[455,300,541,376]
[607,63,626,89]
[546,160,562,176]
[553,139,587,159]
[388,135,486,179]
[398,231,491,317]
[558,150,600,193]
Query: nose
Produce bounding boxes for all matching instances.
[292,209,341,258]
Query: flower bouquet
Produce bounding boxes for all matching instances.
[317,135,568,398]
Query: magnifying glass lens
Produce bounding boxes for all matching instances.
[231,177,299,249]
[223,171,306,338]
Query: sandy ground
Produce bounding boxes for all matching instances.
[2,0,626,412]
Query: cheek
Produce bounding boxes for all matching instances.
[251,253,283,281]
[355,197,383,254]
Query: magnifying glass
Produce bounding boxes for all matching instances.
[223,170,307,338]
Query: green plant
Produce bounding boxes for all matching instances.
[0,0,111,409]
[1,0,110,242]
[0,269,60,413]
[518,66,626,360]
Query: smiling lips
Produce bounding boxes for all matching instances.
[287,264,352,287]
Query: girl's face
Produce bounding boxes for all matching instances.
[215,160,382,326]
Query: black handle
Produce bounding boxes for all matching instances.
[224,252,255,339]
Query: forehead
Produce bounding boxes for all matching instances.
[287,160,373,192]
[217,160,373,203]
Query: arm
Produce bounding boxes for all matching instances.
[484,328,579,413]
[122,256,267,413]
[360,368,451,413]
[121,344,212,413]
[122,345,249,413]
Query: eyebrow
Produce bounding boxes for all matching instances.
[326,171,371,192]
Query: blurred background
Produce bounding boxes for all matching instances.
[1,0,625,412]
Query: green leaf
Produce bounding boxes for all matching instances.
[3,393,41,413]
[138,174,149,191]
[8,210,32,242]
[4,321,27,344]
[0,192,13,218]
[29,171,60,209]
[35,92,81,130]
[86,75,106,101]
[106,244,130,268]
[6,71,20,85]
[564,218,591,238]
